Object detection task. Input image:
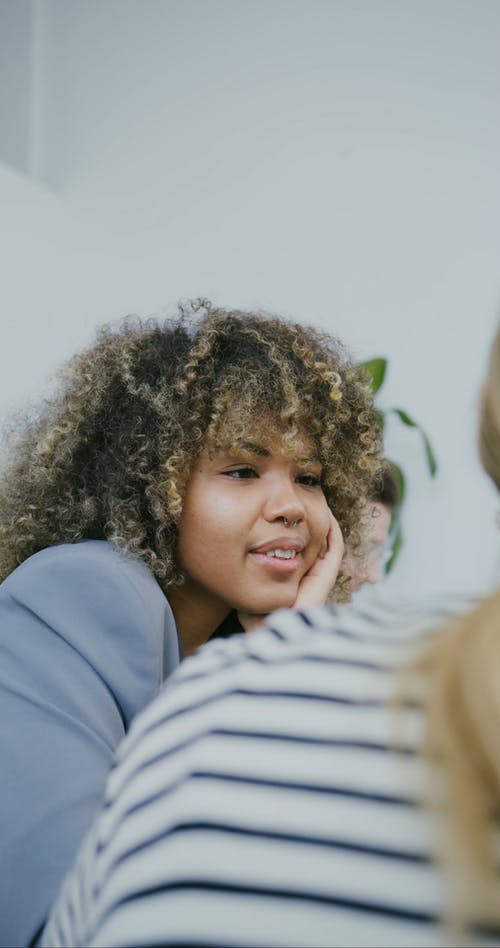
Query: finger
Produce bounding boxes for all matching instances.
[325,509,344,560]
[321,511,335,557]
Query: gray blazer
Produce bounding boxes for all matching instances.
[0,540,180,948]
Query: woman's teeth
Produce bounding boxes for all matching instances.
[267,549,296,559]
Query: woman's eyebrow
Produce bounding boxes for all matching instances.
[237,442,270,457]
[237,443,321,466]
[297,456,322,466]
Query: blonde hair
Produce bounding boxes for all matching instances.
[410,321,500,930]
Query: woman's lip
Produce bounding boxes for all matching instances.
[250,536,305,555]
[249,551,301,573]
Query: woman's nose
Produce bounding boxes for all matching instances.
[263,478,306,526]
[363,556,381,585]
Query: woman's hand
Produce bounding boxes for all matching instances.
[290,509,344,611]
[238,510,344,632]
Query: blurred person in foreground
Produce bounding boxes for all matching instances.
[42,325,500,947]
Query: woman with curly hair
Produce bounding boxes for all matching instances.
[0,299,380,948]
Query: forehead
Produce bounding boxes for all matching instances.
[210,411,318,462]
[226,439,320,465]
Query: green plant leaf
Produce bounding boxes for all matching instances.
[392,407,417,428]
[354,357,439,580]
[421,431,438,477]
[387,458,405,504]
[391,408,438,477]
[385,521,403,574]
[359,358,387,394]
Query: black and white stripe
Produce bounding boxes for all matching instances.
[43,594,499,948]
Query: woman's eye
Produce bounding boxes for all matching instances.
[297,474,322,487]
[225,466,258,479]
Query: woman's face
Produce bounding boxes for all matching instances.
[175,438,331,619]
[343,501,392,593]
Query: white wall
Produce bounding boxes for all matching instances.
[2,0,500,597]
[0,0,34,175]
[0,163,112,413]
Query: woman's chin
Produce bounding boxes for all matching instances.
[242,594,297,617]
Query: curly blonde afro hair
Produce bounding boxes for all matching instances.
[0,299,382,599]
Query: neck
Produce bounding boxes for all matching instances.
[167,582,230,658]
[237,611,268,632]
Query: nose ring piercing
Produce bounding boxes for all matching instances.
[283,517,299,527]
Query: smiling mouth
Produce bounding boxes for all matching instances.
[263,548,297,559]
[249,549,301,573]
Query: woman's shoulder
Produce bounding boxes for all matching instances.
[0,540,179,714]
[1,540,174,656]
[5,538,142,574]
[3,540,163,599]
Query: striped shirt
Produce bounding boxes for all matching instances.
[42,595,499,948]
